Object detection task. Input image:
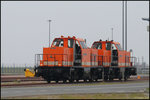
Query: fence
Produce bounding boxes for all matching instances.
[136,66,149,75]
[1,62,149,75]
[1,64,34,75]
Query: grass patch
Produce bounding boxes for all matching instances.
[2,92,149,99]
[46,80,149,87]
[145,88,149,93]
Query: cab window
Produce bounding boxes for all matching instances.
[76,41,80,47]
[92,42,102,49]
[52,39,64,47]
[112,44,117,50]
[116,44,122,51]
[68,39,74,48]
[79,41,87,49]
[106,42,111,50]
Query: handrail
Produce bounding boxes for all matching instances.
[35,54,68,67]
[35,54,137,67]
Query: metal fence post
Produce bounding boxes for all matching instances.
[4,65,5,74]
[7,65,8,73]
[13,64,15,73]
[21,66,22,74]
[10,65,13,74]
[2,64,3,74]
[17,65,19,74]
[8,65,10,74]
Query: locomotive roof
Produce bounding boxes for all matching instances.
[55,36,85,42]
[94,40,120,45]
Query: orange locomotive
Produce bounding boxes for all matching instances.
[34,36,136,83]
[91,40,136,81]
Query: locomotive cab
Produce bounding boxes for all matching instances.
[35,36,95,83]
[92,40,137,81]
[50,36,90,67]
[39,36,89,67]
[92,40,124,67]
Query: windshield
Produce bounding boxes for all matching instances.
[52,39,64,47]
[80,41,87,49]
[106,42,111,50]
[92,42,102,49]
[112,44,117,50]
[116,44,122,51]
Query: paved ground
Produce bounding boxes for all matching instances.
[1,82,149,98]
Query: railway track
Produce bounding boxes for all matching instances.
[1,76,149,87]
[1,75,44,82]
[1,75,149,82]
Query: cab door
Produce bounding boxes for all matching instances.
[103,42,111,66]
[111,44,118,66]
[79,41,90,67]
[73,40,82,66]
[67,38,74,66]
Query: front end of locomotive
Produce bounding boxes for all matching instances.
[33,36,75,83]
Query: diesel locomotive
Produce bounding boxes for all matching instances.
[32,36,136,83]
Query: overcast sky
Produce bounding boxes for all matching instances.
[1,1,149,66]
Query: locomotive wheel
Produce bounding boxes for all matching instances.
[76,79,79,83]
[84,79,86,82]
[119,76,127,81]
[119,77,122,81]
[119,73,122,81]
[56,80,59,83]
[109,78,113,81]
[89,79,93,82]
[104,78,108,81]
[63,80,67,83]
[104,77,108,81]
[109,76,113,81]
[44,76,51,83]
[95,79,98,82]
[69,79,74,83]
[46,79,51,83]
[124,76,127,81]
